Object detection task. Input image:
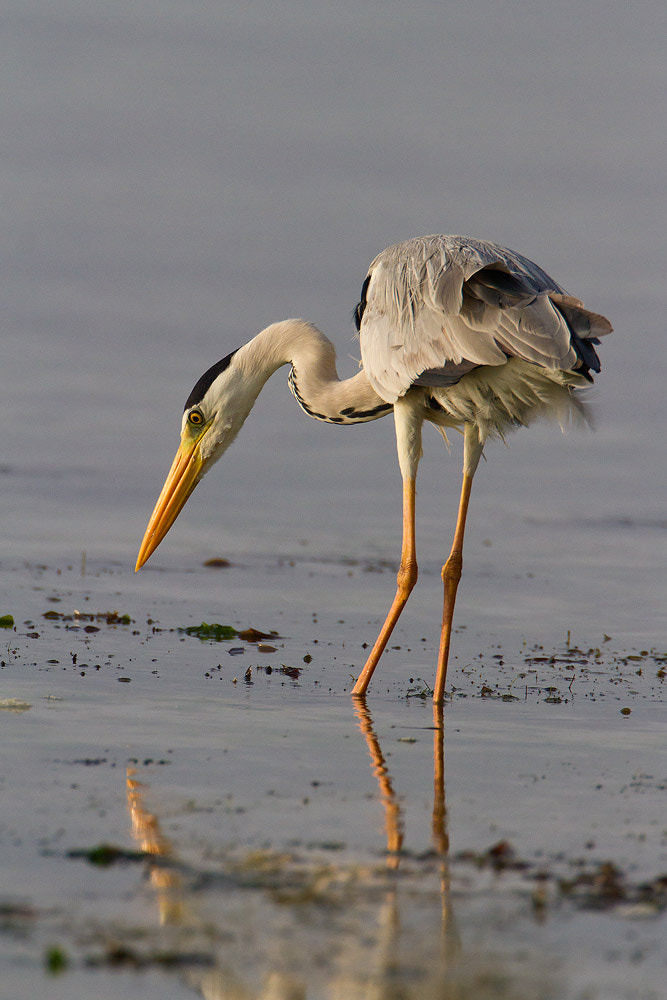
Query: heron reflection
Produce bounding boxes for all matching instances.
[125,702,458,997]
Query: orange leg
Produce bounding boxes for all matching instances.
[351,477,417,697]
[433,471,474,703]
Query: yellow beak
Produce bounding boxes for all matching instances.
[135,435,205,570]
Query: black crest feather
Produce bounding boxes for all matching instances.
[184,350,237,410]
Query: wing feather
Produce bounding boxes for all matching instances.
[358,235,611,402]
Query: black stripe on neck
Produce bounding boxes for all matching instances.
[184,350,238,410]
[289,367,392,424]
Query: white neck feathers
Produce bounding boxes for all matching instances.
[236,320,392,425]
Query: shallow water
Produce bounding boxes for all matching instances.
[2,2,666,997]
[2,556,665,998]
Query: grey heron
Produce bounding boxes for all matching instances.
[136,235,611,702]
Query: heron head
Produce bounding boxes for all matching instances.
[135,350,247,570]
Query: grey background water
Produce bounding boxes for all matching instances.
[2,2,666,997]
[4,1,666,615]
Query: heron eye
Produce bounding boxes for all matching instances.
[188,409,204,427]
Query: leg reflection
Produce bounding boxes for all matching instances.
[352,697,461,983]
[124,708,460,998]
[354,698,404,868]
[432,704,460,964]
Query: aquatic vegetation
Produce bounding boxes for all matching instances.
[178,622,280,643]
[178,622,238,641]
[44,945,69,974]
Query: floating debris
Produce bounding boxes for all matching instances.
[67,843,148,866]
[454,843,667,914]
[0,698,31,712]
[457,839,530,873]
[238,627,280,642]
[42,610,132,625]
[85,944,214,970]
[280,665,301,680]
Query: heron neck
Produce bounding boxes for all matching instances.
[237,319,392,424]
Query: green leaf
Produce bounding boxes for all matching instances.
[0,615,14,629]
[178,622,238,642]
[44,945,69,974]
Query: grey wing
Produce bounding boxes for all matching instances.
[357,235,612,402]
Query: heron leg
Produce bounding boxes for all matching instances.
[351,476,418,697]
[433,470,474,703]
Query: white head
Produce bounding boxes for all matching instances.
[135,317,381,570]
[135,348,259,570]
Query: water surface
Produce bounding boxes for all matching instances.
[2,2,665,997]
